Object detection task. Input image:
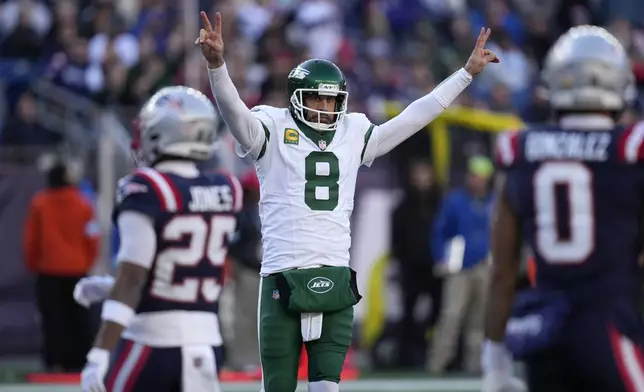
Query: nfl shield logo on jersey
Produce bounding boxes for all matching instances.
[272,290,280,300]
[318,140,327,150]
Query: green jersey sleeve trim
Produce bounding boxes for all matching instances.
[360,124,376,164]
[256,121,271,161]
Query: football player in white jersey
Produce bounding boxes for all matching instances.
[198,10,499,392]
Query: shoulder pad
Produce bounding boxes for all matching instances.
[115,174,141,201]
[345,112,372,128]
[345,112,372,130]
[250,105,288,138]
[250,105,273,113]
[494,130,522,168]
[250,105,286,120]
[617,121,644,163]
[344,112,369,122]
[113,168,182,223]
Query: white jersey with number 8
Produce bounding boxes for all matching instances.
[248,106,374,275]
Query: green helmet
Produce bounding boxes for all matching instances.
[287,59,348,131]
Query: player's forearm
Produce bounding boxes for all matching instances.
[485,241,519,342]
[484,266,518,342]
[485,179,522,342]
[93,321,126,351]
[208,63,264,151]
[93,263,147,350]
[370,68,473,157]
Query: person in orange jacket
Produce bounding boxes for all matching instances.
[23,156,99,372]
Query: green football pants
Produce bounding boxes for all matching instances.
[258,275,353,392]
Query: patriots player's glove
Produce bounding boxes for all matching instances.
[74,276,115,308]
[481,340,527,392]
[81,348,110,392]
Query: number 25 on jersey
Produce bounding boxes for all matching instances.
[151,215,236,303]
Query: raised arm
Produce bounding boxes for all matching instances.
[199,11,265,159]
[362,28,499,164]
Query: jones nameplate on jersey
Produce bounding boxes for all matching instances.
[525,131,611,162]
[188,185,234,212]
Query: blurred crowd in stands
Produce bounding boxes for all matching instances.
[2,0,644,373]
[2,0,643,158]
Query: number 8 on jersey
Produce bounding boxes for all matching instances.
[305,151,340,211]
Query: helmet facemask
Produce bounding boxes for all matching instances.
[131,114,163,167]
[290,86,348,131]
[542,25,635,114]
[160,118,217,161]
[132,117,217,167]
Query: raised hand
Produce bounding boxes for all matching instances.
[197,11,224,69]
[464,27,500,77]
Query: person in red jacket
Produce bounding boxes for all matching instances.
[23,156,99,372]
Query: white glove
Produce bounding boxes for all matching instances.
[81,348,110,392]
[481,340,527,392]
[74,276,115,308]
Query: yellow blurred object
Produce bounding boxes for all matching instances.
[384,103,525,185]
[360,252,390,348]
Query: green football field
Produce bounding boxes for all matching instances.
[0,379,481,392]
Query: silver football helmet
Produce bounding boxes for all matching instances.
[542,25,635,112]
[133,86,220,165]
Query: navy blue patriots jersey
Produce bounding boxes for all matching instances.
[495,122,644,300]
[113,167,242,314]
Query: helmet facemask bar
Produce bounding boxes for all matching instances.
[131,115,164,166]
[543,60,634,112]
[290,88,349,131]
[542,25,635,113]
[160,118,218,161]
